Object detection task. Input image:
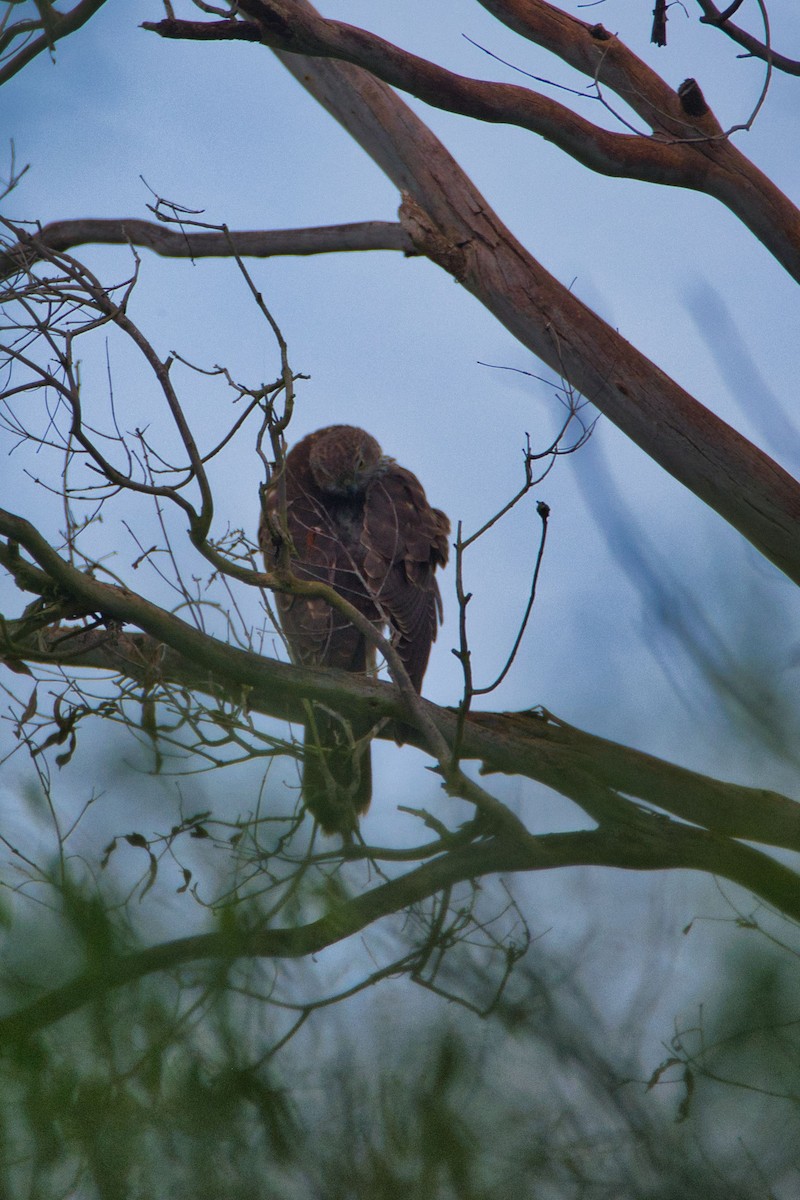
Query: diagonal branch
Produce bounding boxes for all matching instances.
[476,0,800,271]
[695,0,800,75]
[275,17,800,590]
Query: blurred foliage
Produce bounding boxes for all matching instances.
[0,866,797,1200]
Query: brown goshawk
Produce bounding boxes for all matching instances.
[259,425,450,834]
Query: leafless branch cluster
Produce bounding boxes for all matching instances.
[0,210,549,1024]
[1,216,299,546]
[0,0,109,87]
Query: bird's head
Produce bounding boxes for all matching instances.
[308,425,390,495]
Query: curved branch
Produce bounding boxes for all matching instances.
[5,227,217,535]
[695,0,800,75]
[146,12,693,179]
[478,1,800,273]
[479,0,711,131]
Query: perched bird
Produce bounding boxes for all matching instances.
[259,425,450,834]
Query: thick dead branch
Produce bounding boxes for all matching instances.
[0,218,415,280]
[280,21,800,587]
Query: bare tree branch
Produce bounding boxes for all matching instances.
[0,217,415,280]
[695,0,800,76]
[274,14,800,590]
[0,0,110,87]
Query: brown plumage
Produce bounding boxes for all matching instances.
[259,425,450,834]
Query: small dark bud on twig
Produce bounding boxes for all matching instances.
[588,24,611,41]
